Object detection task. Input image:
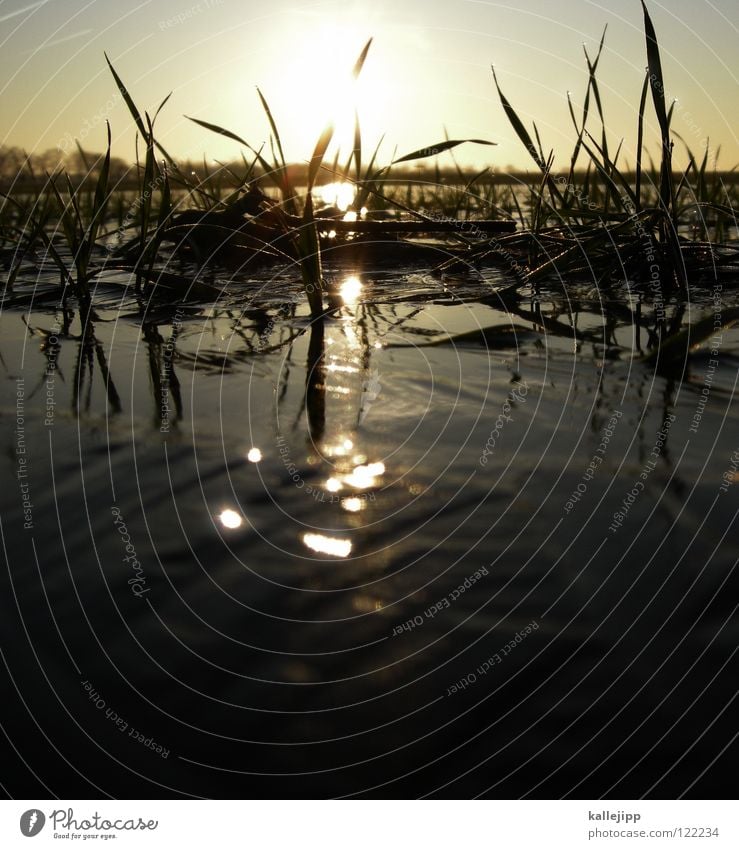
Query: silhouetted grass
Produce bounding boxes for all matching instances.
[1,0,737,312]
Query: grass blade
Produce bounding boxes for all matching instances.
[256,87,287,170]
[307,121,335,191]
[635,69,649,211]
[392,138,496,165]
[87,121,112,248]
[105,52,148,140]
[352,37,373,79]
[491,65,544,170]
[185,115,251,149]
[297,192,324,318]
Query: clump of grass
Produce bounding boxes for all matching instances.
[48,122,112,297]
[2,3,737,314]
[472,0,738,293]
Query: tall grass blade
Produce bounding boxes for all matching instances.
[105,55,177,169]
[491,65,544,170]
[307,121,335,191]
[640,0,674,215]
[298,192,324,318]
[635,69,649,211]
[256,87,287,170]
[351,107,362,183]
[105,52,148,139]
[87,122,112,249]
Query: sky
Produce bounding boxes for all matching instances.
[1,0,737,172]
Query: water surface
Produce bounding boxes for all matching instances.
[2,259,737,797]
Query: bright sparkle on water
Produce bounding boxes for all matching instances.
[303,533,352,558]
[344,461,385,490]
[219,509,243,529]
[340,275,362,306]
[314,181,356,212]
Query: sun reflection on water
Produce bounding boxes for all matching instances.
[314,182,356,212]
[324,461,385,493]
[218,509,243,529]
[339,275,362,306]
[341,497,365,513]
[303,533,352,558]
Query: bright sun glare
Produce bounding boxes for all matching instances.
[270,25,385,163]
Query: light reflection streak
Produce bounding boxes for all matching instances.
[303,533,352,558]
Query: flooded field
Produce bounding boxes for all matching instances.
[1,252,737,797]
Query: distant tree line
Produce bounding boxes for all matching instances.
[2,144,737,193]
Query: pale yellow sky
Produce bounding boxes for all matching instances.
[1,0,737,172]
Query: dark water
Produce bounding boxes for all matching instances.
[1,259,737,798]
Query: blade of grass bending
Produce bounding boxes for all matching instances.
[105,55,177,170]
[105,52,148,140]
[153,92,173,123]
[392,138,496,165]
[186,116,253,152]
[256,87,287,171]
[185,116,278,190]
[256,88,297,213]
[492,65,544,171]
[491,65,564,208]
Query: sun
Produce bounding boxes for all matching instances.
[264,24,386,169]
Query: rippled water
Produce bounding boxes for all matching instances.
[1,259,737,798]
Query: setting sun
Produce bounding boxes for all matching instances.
[260,26,388,166]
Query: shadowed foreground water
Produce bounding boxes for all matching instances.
[1,264,737,798]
